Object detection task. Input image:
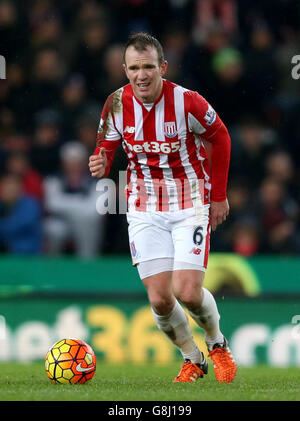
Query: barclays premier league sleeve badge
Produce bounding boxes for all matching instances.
[204,104,216,126]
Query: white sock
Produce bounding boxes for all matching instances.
[151,299,204,364]
[188,287,223,346]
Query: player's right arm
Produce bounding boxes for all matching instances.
[89,93,122,179]
[89,147,107,178]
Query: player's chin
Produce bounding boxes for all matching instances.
[136,85,151,97]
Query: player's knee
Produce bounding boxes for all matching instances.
[173,279,203,310]
[149,293,174,316]
[176,290,197,308]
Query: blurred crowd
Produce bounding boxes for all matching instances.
[0,0,299,258]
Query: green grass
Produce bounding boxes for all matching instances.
[0,362,299,401]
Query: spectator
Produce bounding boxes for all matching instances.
[182,24,230,92]
[0,0,28,61]
[96,44,128,102]
[243,22,279,119]
[210,46,250,126]
[0,173,42,254]
[162,26,188,84]
[5,152,44,203]
[264,149,297,199]
[230,219,260,257]
[72,19,110,100]
[254,177,299,254]
[30,109,62,176]
[0,106,16,138]
[30,6,63,49]
[0,132,31,175]
[192,0,238,45]
[59,73,89,139]
[230,117,277,188]
[43,141,104,258]
[4,60,30,132]
[0,80,15,136]
[212,179,254,252]
[27,47,66,120]
[76,114,99,156]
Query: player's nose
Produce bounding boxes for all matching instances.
[137,68,147,80]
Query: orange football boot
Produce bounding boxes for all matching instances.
[207,337,237,383]
[173,356,208,383]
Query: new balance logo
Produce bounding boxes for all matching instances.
[189,247,201,255]
[124,126,135,134]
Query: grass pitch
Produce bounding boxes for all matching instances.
[0,362,299,401]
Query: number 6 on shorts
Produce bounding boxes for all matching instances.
[193,226,203,246]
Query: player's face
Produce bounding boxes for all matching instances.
[124,45,168,103]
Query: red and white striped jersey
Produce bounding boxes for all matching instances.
[95,79,231,212]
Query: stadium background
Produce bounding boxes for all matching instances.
[0,0,299,368]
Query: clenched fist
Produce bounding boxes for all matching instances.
[89,147,107,178]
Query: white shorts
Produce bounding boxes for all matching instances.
[126,205,211,278]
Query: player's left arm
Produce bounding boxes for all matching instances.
[188,92,231,231]
[203,122,231,231]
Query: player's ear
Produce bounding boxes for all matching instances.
[123,63,129,80]
[160,60,168,77]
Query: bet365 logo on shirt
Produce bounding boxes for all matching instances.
[125,139,181,154]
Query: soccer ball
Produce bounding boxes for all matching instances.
[45,338,96,384]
